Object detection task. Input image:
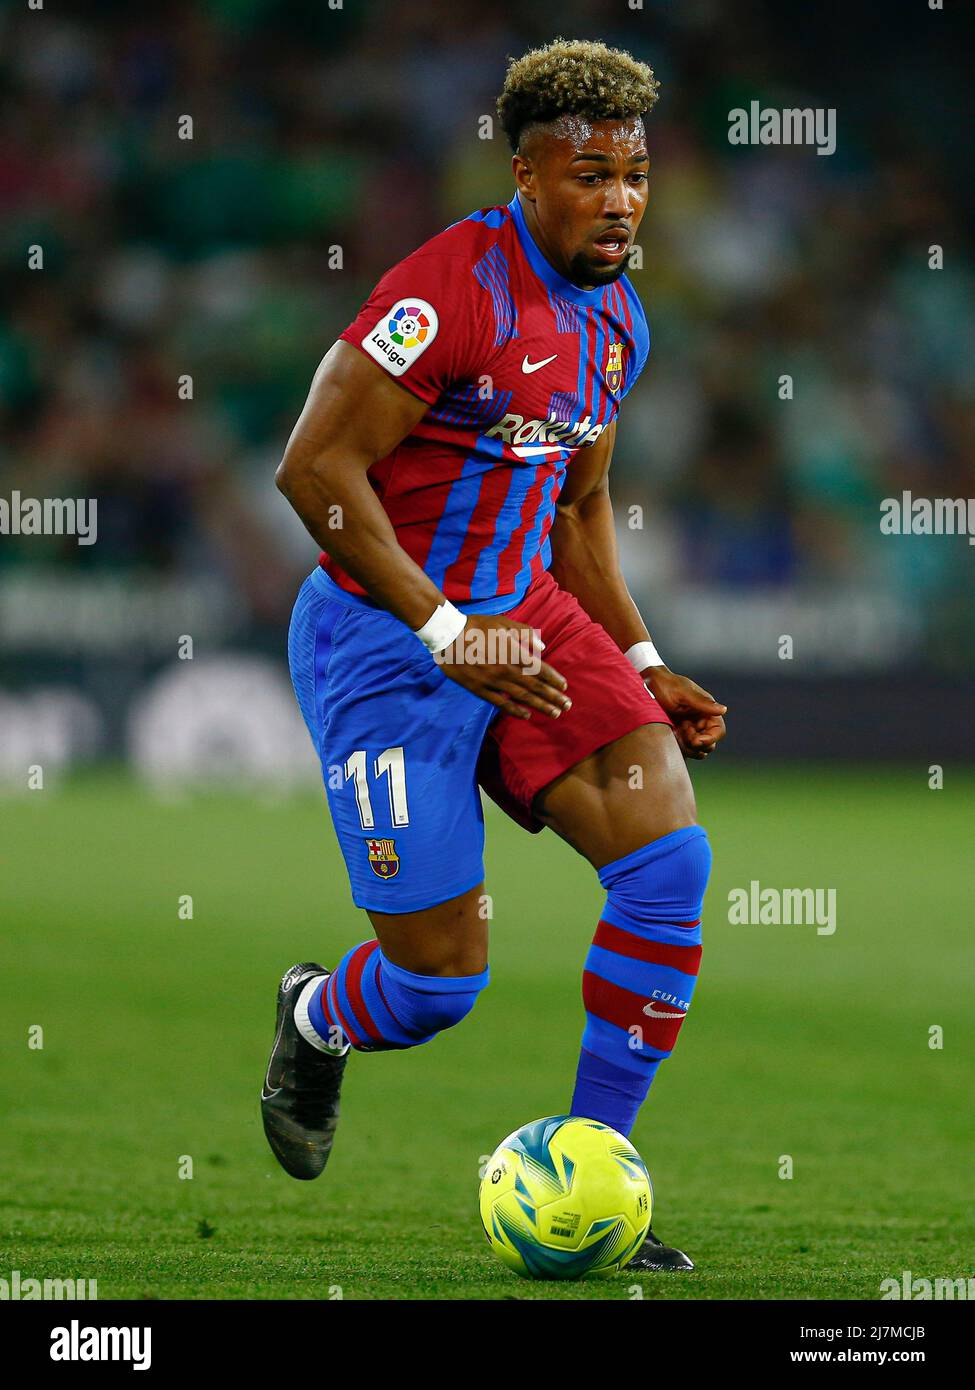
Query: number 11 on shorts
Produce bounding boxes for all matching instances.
[343,746,410,829]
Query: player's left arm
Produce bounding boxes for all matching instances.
[548,423,727,759]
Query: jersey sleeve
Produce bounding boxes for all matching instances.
[339,250,490,406]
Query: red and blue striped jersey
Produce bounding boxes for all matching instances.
[326,192,650,612]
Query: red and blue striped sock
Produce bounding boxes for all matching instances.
[571,826,710,1136]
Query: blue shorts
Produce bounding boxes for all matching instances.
[288,567,498,913]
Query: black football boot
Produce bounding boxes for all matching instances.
[626,1228,695,1271]
[261,962,348,1180]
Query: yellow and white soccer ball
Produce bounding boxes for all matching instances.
[479,1115,652,1279]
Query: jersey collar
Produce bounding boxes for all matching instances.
[508,193,607,308]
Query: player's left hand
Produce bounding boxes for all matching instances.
[641,667,727,760]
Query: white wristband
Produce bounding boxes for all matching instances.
[414,600,467,654]
[624,639,665,673]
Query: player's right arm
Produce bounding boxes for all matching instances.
[275,341,570,720]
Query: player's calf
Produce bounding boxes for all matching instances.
[571,824,711,1136]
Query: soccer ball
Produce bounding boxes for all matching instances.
[479,1115,652,1279]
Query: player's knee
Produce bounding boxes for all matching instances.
[380,954,489,1042]
[411,988,481,1038]
[600,824,712,931]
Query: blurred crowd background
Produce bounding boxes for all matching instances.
[1,0,973,779]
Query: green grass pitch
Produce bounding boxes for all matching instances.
[1,764,972,1300]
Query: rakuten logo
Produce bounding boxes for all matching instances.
[486,413,605,450]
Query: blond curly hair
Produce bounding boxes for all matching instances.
[496,38,661,153]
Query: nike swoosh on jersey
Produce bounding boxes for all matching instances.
[521,353,557,374]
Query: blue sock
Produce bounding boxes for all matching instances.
[303,939,488,1052]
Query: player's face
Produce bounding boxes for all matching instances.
[513,116,650,289]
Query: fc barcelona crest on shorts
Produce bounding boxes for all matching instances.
[367,838,400,879]
[605,341,624,395]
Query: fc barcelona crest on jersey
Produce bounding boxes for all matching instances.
[367,838,400,879]
[605,341,625,395]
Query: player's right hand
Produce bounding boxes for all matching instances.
[436,614,571,720]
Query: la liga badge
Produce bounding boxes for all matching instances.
[362,297,439,376]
